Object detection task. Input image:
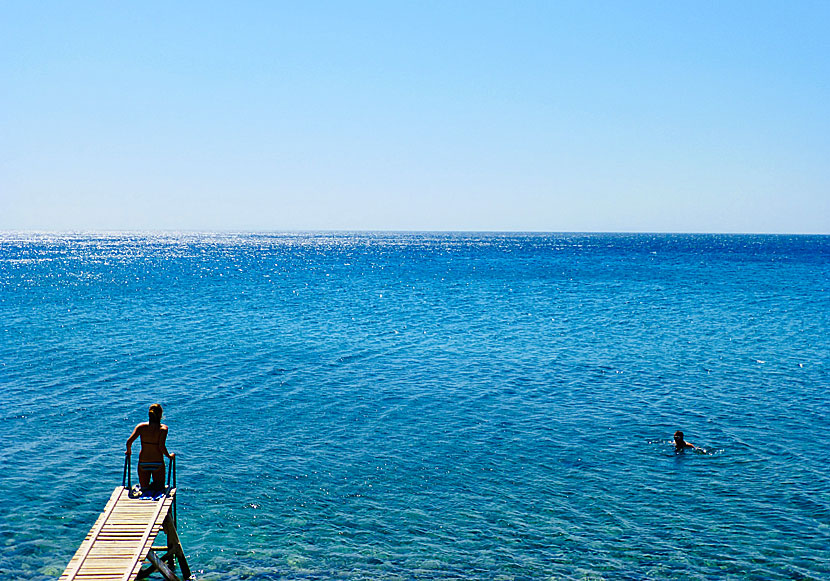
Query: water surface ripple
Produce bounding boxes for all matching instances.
[1,232,829,580]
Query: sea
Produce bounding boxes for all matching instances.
[1,232,828,581]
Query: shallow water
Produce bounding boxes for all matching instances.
[1,232,829,580]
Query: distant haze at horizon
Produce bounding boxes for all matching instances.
[1,2,828,234]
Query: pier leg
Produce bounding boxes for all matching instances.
[147,550,180,581]
[163,513,192,580]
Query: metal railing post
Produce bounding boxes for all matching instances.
[122,454,131,489]
[167,455,178,527]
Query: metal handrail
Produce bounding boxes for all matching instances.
[169,455,177,527]
[123,453,176,494]
[122,454,131,489]
[167,455,176,489]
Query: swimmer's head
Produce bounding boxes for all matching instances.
[149,403,163,424]
[674,431,684,443]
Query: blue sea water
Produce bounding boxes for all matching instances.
[1,232,829,580]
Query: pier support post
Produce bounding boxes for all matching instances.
[147,550,180,581]
[163,513,192,581]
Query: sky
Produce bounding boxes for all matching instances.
[1,1,828,233]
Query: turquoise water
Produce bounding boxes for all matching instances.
[2,232,829,580]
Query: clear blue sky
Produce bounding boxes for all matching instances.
[2,1,828,233]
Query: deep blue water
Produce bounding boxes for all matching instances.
[1,232,829,580]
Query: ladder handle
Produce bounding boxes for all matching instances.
[167,455,176,488]
[122,454,132,489]
[123,454,174,491]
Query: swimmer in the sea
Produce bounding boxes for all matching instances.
[673,430,700,452]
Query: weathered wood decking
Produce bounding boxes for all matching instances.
[59,487,188,581]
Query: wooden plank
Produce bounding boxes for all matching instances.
[60,488,125,581]
[60,487,177,581]
[118,492,172,581]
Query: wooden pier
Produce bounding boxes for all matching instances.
[60,485,191,581]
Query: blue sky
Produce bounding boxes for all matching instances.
[1,1,828,233]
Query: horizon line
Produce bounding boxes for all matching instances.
[1,229,828,237]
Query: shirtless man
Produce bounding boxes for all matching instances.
[673,430,700,452]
